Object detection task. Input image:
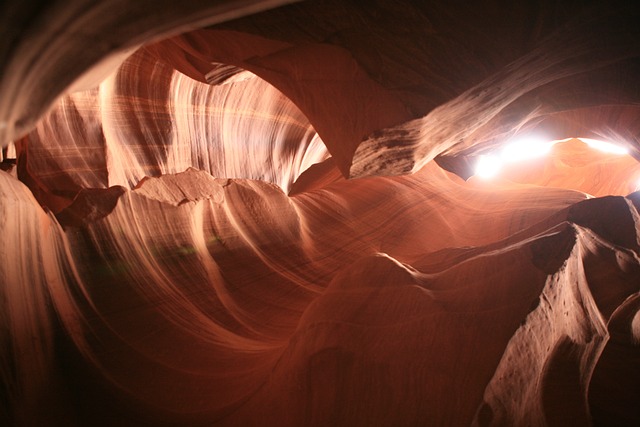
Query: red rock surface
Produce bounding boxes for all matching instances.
[1,1,640,426]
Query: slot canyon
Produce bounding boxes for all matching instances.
[2,1,640,425]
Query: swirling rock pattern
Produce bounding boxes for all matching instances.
[2,1,640,426]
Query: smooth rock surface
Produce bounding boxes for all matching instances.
[2,1,640,426]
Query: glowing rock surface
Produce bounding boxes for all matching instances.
[1,1,640,426]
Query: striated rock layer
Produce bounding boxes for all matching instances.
[2,1,640,426]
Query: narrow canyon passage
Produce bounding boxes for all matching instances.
[1,1,640,426]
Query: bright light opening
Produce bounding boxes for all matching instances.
[474,136,551,179]
[580,138,628,155]
[475,154,502,179]
[501,139,553,162]
[473,136,631,180]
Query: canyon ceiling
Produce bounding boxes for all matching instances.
[1,0,640,426]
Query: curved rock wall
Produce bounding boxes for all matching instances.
[1,1,640,426]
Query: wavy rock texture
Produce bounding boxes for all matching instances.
[2,1,640,426]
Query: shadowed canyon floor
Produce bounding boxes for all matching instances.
[2,1,640,426]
